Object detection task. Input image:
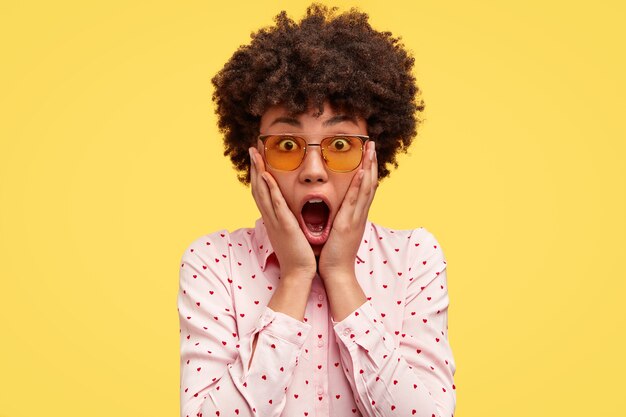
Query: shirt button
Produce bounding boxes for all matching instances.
[317,386,323,395]
[343,328,351,336]
[317,339,324,347]
[318,294,324,301]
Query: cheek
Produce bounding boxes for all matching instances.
[344,171,360,191]
[268,170,298,209]
[333,173,358,203]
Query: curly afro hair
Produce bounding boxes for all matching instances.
[211,3,424,185]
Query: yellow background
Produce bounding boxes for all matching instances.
[1,0,624,416]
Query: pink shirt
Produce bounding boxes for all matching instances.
[178,218,456,417]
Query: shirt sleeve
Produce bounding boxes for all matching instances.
[178,234,312,417]
[331,230,456,417]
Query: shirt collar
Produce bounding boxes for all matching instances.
[253,217,373,271]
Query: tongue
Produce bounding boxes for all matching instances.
[302,202,329,232]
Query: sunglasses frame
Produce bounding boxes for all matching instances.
[257,133,371,172]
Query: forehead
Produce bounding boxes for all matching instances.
[259,103,366,132]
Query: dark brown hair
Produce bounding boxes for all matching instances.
[211,3,423,185]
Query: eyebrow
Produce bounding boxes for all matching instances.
[269,114,359,127]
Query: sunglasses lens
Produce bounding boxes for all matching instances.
[263,135,306,170]
[321,136,364,171]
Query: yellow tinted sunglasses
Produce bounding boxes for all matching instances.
[258,134,370,172]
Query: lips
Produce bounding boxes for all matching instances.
[298,194,333,245]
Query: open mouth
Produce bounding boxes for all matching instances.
[300,198,331,245]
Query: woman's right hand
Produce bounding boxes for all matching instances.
[249,147,317,281]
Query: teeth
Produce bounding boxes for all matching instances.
[308,198,323,203]
[305,223,324,234]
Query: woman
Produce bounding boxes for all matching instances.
[178,4,456,417]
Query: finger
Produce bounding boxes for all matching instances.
[354,142,376,216]
[251,146,267,173]
[371,142,378,189]
[249,148,263,202]
[251,147,273,204]
[364,142,379,209]
[260,171,299,227]
[249,147,258,194]
[252,148,275,212]
[336,168,364,224]
[249,149,265,217]
[249,148,277,223]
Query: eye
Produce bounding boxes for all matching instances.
[276,137,300,152]
[328,137,353,152]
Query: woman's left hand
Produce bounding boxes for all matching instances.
[318,141,378,282]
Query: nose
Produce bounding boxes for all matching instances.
[298,146,328,183]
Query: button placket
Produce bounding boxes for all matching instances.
[311,285,329,415]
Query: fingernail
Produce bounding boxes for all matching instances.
[249,148,255,165]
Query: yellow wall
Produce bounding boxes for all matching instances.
[1,1,624,416]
